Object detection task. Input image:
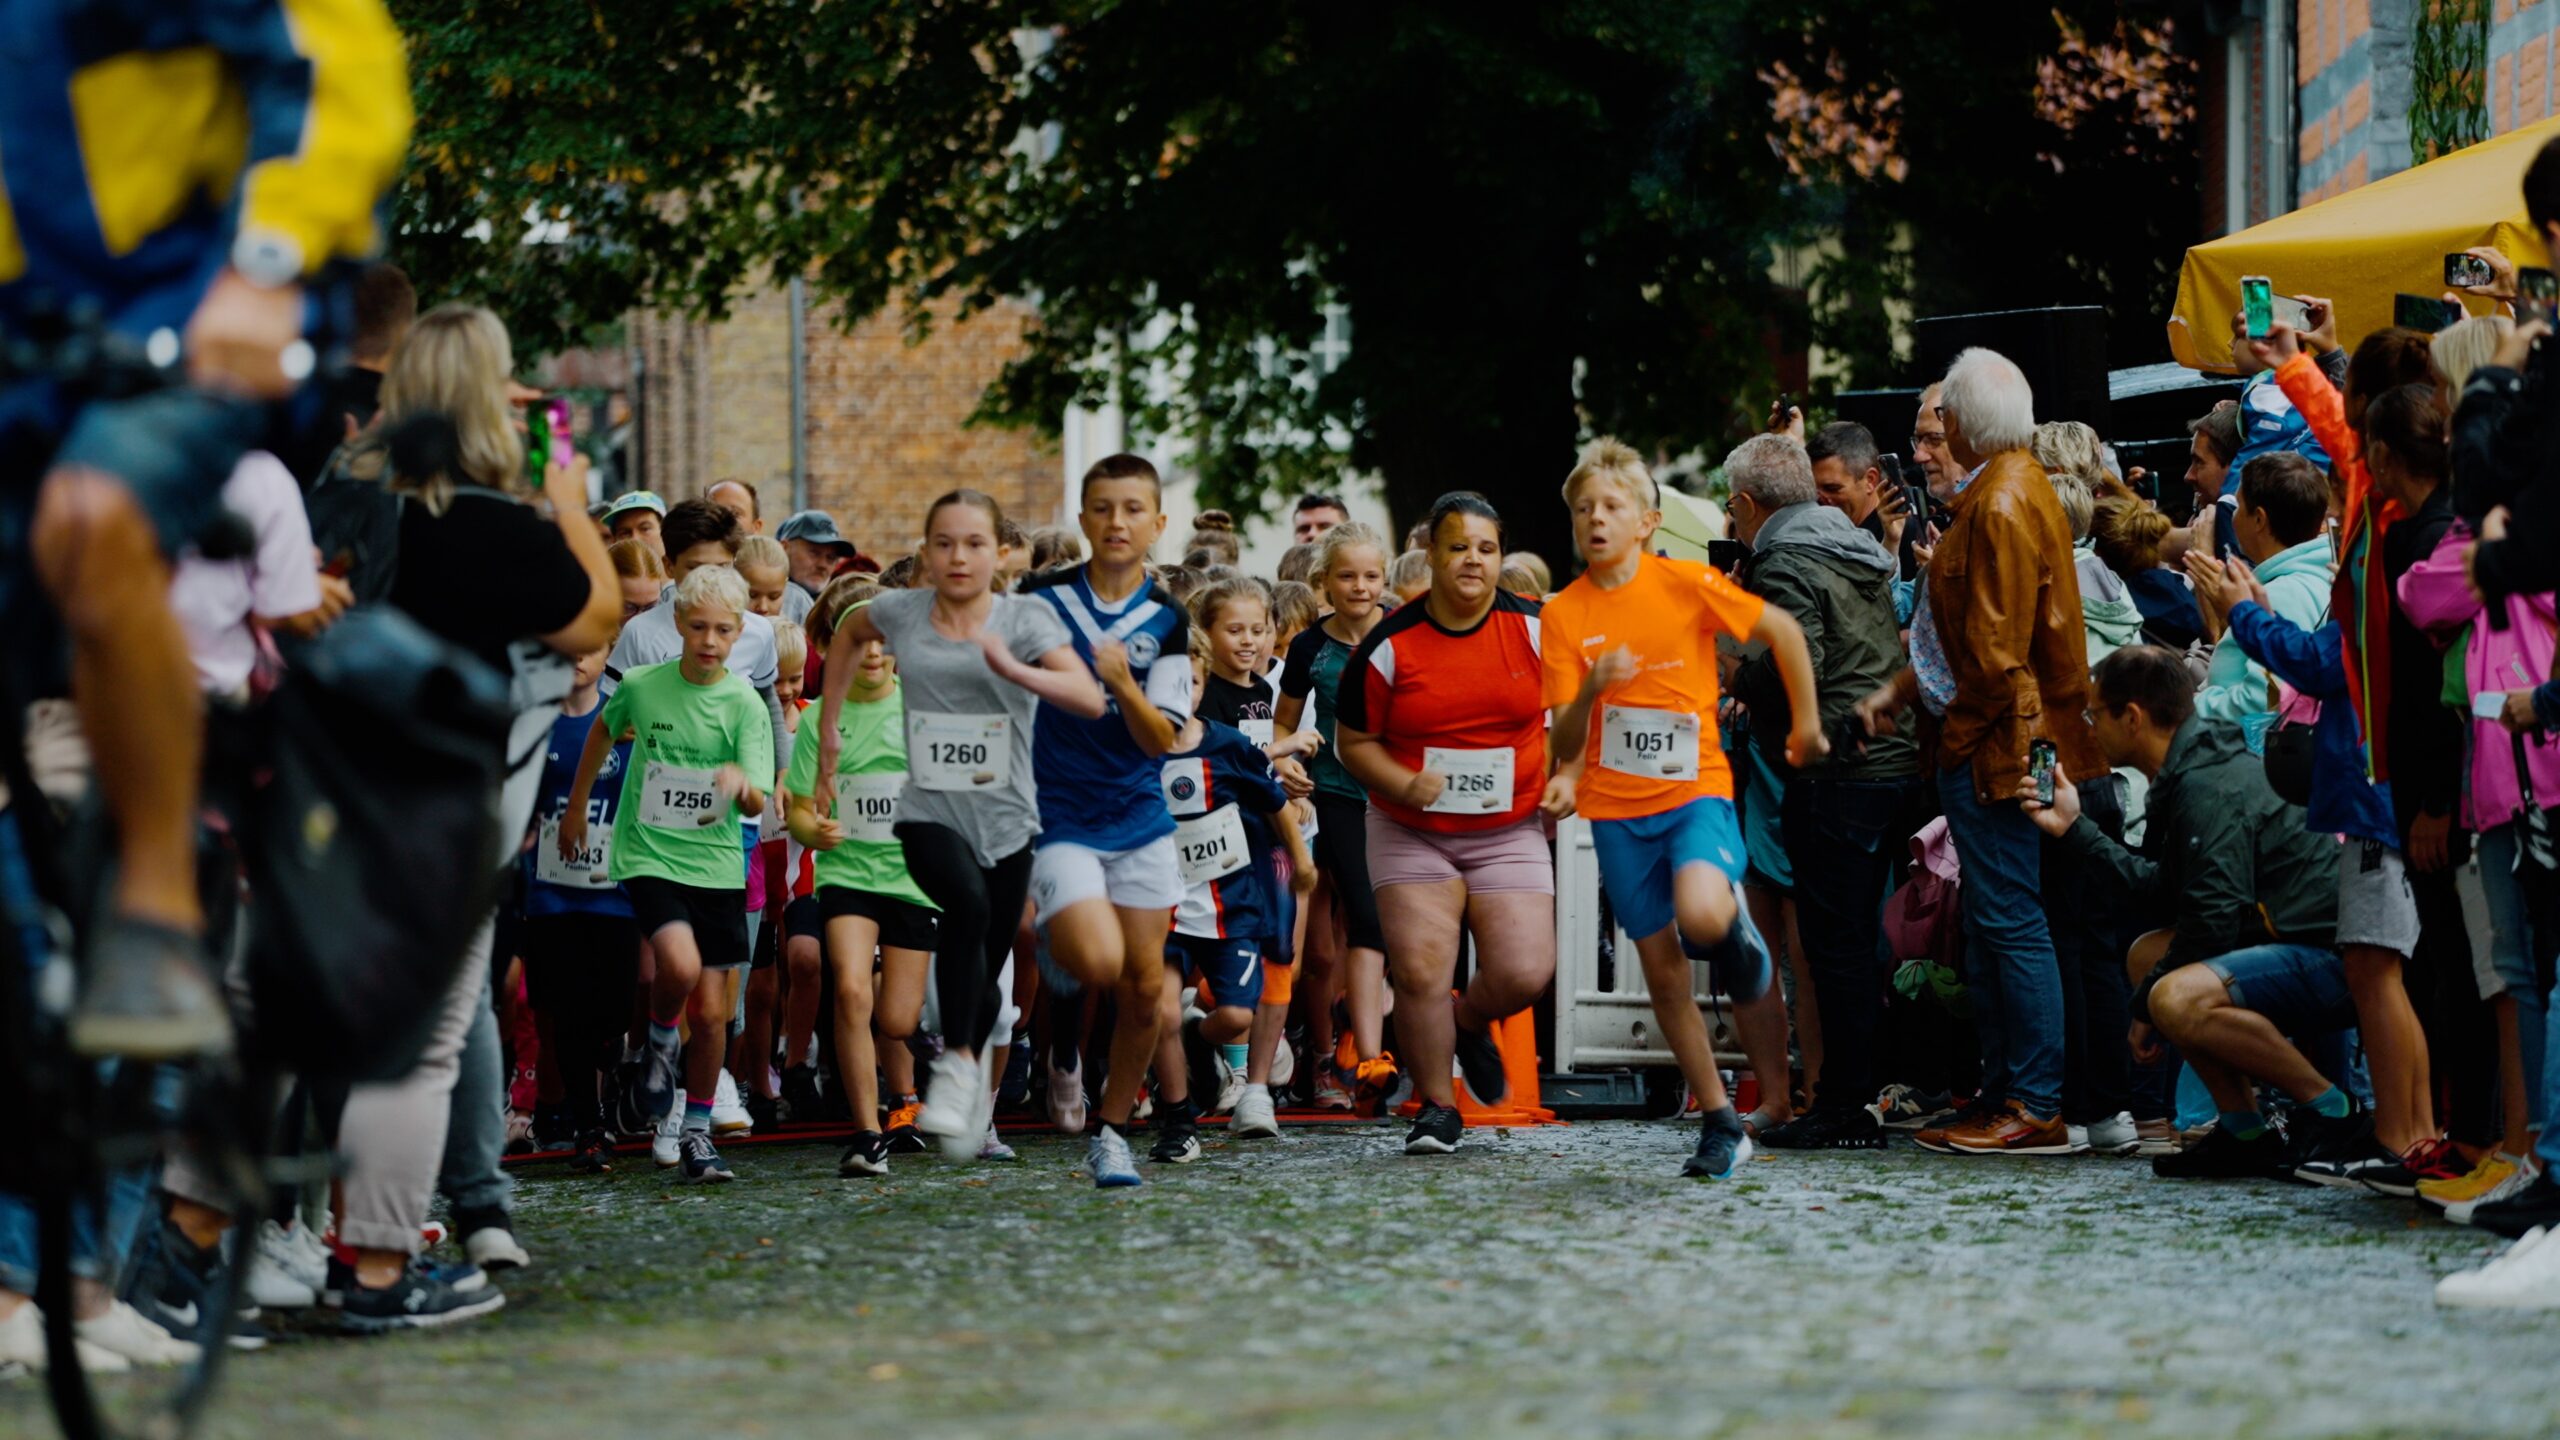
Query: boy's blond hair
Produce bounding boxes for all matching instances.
[773,617,809,674]
[1561,435,1659,510]
[672,562,750,621]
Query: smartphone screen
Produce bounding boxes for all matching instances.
[2394,293,2462,332]
[2446,252,2494,289]
[1707,539,1749,574]
[2240,276,2274,338]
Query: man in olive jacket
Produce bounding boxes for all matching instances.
[2020,646,2368,1180]
[1725,434,1920,1148]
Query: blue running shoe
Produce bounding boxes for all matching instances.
[1684,1115,1754,1180]
[1687,916,1773,1005]
[1088,1125,1144,1188]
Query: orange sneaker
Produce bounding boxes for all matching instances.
[884,1099,926,1154]
[1941,1099,2073,1156]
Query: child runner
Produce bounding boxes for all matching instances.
[562,564,774,1183]
[785,582,942,1176]
[814,491,1104,1170]
[1336,493,1569,1156]
[1018,455,1198,1188]
[1277,522,1393,1109]
[1541,438,1827,1179]
[738,621,819,1129]
[523,644,642,1175]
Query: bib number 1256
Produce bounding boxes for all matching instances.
[639,763,722,829]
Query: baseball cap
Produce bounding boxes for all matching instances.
[777,509,855,550]
[602,491,665,522]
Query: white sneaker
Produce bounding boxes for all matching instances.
[2436,1226,2560,1309]
[258,1220,327,1297]
[76,1300,200,1367]
[1047,1053,1088,1135]
[2082,1111,2140,1157]
[1229,1083,1281,1139]
[1270,1038,1296,1089]
[917,1051,985,1160]
[464,1225,531,1272]
[1215,1053,1247,1115]
[0,1302,130,1374]
[976,1126,1018,1163]
[2448,1161,2544,1226]
[246,1247,317,1311]
[653,1089,687,1167]
[710,1070,753,1136]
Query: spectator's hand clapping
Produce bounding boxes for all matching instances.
[2222,555,2271,615]
[2184,548,2234,625]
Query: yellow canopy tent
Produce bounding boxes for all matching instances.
[2166,116,2560,372]
[1653,484,1726,562]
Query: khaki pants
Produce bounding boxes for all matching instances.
[334,914,492,1255]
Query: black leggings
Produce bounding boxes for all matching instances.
[897,821,1034,1054]
[1312,792,1385,953]
[520,911,644,1135]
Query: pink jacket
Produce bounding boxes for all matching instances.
[2396,521,2560,830]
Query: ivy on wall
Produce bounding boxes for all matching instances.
[2411,0,2490,161]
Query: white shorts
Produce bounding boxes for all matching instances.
[1031,835,1183,925]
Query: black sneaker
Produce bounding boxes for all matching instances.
[745,1091,782,1132]
[2152,1124,2288,1180]
[339,1263,505,1335]
[1180,1017,1221,1113]
[838,1131,890,1177]
[678,1129,735,1183]
[1684,1114,1755,1179]
[1452,1023,1508,1105]
[1404,1102,1463,1155]
[2470,1171,2560,1239]
[998,1035,1034,1109]
[569,1129,615,1174]
[781,1064,824,1122]
[616,1030,681,1134]
[2351,1137,2463,1199]
[1685,922,1773,1005]
[530,1103,575,1152]
[120,1219,268,1351]
[2281,1100,2370,1177]
[2294,1135,2397,1189]
[1758,1106,1886,1150]
[1150,1101,1202,1164]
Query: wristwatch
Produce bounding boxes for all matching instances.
[229,229,306,290]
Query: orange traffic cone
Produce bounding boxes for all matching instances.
[1399,1001,1560,1128]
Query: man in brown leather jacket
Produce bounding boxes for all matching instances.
[1857,347,2103,1156]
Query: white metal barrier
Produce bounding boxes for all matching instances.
[1550,815,1747,1072]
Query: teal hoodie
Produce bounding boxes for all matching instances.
[2194,534,2335,752]
[2074,541,2146,665]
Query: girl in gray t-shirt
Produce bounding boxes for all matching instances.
[813,492,1102,1162]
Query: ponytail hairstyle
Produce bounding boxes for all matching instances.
[2343,327,2439,430]
[1184,509,1241,566]
[2359,382,2450,485]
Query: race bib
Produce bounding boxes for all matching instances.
[910,712,1010,791]
[639,763,722,829]
[1239,717,1276,748]
[833,772,903,843]
[1424,747,1513,815]
[536,814,613,889]
[1174,804,1251,887]
[1601,705,1700,781]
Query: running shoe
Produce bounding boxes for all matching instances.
[2352,1136,2462,1198]
[1310,1066,1355,1112]
[257,1220,329,1299]
[248,1225,319,1311]
[711,1070,754,1136]
[1046,1053,1089,1135]
[1686,920,1772,1005]
[569,1130,615,1174]
[998,1035,1034,1109]
[503,1108,535,1156]
[118,1219,267,1352]
[781,1063,825,1122]
[0,1300,132,1374]
[530,1103,573,1152]
[1088,1125,1144,1188]
[1229,1083,1281,1139]
[2081,1111,2140,1157]
[2447,1160,2543,1226]
[745,1091,782,1132]
[2421,1151,2526,1212]
[1151,1105,1203,1164]
[456,1206,529,1272]
[1179,1016,1222,1114]
[2282,1097,2372,1179]
[1270,1034,1297,1090]
[2434,1225,2560,1309]
[678,1129,736,1183]
[1353,1054,1401,1109]
[839,1131,890,1178]
[2151,1124,2288,1180]
[885,1098,929,1153]
[976,1127,1018,1163]
[68,913,232,1059]
[652,1092,686,1168]
[1870,1083,1954,1130]
[339,1264,505,1335]
[1453,1022,1508,1105]
[1684,1119,1753,1179]
[917,1050,987,1161]
[1404,1102,1463,1155]
[2294,1135,2399,1189]
[1756,1106,1886,1150]
[2472,1172,2560,1239]
[77,1299,201,1367]
[618,1027,682,1134]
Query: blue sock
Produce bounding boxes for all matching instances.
[684,1096,714,1134]
[2307,1085,2351,1119]
[2219,1109,2268,1141]
[649,1019,681,1050]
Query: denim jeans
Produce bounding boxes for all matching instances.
[436,966,513,1221]
[0,1161,154,1296]
[1781,775,1914,1112]
[2476,824,2550,1136]
[1938,764,2065,1118]
[2047,774,2133,1123]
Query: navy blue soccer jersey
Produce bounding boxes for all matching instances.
[1160,721,1286,941]
[1024,567,1194,851]
[525,704,634,919]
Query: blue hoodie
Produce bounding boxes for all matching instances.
[2226,603,2397,848]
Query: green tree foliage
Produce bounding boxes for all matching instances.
[393,1,2199,553]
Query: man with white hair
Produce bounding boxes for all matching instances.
[1857,347,2104,1156]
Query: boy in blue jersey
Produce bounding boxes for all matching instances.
[521,646,643,1174]
[1156,700,1293,1156]
[1019,454,1194,1186]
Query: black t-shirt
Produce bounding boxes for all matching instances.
[389,489,590,673]
[1199,670,1277,730]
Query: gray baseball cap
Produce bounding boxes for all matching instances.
[777,509,854,549]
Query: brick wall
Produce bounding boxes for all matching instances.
[2491,0,2560,135]
[2296,0,2415,205]
[630,289,1058,563]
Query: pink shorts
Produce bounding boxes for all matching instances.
[1364,810,1554,895]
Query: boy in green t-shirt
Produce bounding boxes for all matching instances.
[783,582,940,1178]
[562,564,772,1183]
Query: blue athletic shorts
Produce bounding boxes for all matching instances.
[1589,795,1747,942]
[2203,943,2357,1037]
[1170,932,1265,1009]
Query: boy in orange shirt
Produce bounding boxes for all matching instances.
[1543,439,1827,1179]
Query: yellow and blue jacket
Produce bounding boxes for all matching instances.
[0,0,412,341]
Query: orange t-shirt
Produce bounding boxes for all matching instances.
[1539,553,1765,820]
